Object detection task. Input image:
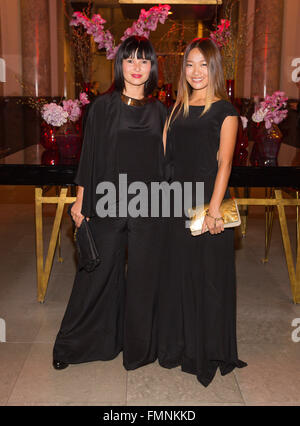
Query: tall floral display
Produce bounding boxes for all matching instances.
[210,10,248,166]
[209,0,249,103]
[68,4,171,92]
[210,19,233,77]
[70,5,171,60]
[39,4,171,163]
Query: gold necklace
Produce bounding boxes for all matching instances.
[121,93,148,106]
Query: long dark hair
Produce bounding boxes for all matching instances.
[167,38,228,129]
[114,36,158,97]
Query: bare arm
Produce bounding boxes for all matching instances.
[162,120,168,156]
[202,115,238,234]
[76,185,84,203]
[71,185,89,227]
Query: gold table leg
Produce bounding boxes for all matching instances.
[274,190,300,304]
[35,187,76,303]
[35,188,44,303]
[237,194,300,304]
[241,187,249,238]
[55,186,64,264]
[233,187,249,237]
[262,187,275,264]
[34,187,300,304]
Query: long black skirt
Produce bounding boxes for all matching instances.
[53,215,167,370]
[157,216,247,387]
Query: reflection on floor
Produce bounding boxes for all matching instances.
[0,186,300,406]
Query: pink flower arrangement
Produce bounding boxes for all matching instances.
[79,92,90,106]
[252,91,288,130]
[70,4,171,60]
[210,19,231,48]
[42,92,90,127]
[42,104,69,128]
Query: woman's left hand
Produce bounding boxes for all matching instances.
[201,209,224,235]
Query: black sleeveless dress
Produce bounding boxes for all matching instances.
[158,100,247,387]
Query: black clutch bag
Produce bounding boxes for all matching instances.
[67,203,101,272]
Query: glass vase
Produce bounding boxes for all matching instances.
[54,121,82,160]
[253,124,282,167]
[40,122,58,151]
[226,79,235,103]
[233,120,248,166]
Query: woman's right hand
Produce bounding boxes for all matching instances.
[71,200,86,228]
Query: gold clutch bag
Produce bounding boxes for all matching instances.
[188,198,241,236]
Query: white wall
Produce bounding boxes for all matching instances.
[0,0,22,96]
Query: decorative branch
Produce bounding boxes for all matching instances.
[69,5,171,60]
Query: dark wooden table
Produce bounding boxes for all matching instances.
[0,144,300,303]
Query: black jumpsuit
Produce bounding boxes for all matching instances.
[53,92,167,370]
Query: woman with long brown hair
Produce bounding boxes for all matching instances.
[158,38,247,387]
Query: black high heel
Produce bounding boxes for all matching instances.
[53,360,69,370]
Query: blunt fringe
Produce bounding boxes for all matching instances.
[114,36,158,97]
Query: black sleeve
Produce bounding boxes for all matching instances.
[219,101,240,128]
[74,102,96,188]
[81,101,93,136]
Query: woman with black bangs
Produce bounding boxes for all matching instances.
[52,36,167,371]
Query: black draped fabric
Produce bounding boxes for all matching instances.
[158,100,247,387]
[117,100,164,184]
[53,91,169,369]
[74,90,166,217]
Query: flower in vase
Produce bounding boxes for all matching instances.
[210,19,231,48]
[42,103,69,127]
[240,116,248,130]
[252,91,288,130]
[62,100,81,122]
[79,92,90,106]
[252,108,268,124]
[42,92,90,127]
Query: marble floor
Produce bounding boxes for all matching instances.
[0,186,300,406]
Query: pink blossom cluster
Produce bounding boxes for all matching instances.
[70,12,117,60]
[240,116,248,130]
[121,5,171,42]
[252,91,288,129]
[210,19,231,48]
[42,92,90,127]
[42,103,69,127]
[79,92,90,106]
[62,100,81,122]
[69,5,171,60]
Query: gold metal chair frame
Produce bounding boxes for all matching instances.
[35,186,300,304]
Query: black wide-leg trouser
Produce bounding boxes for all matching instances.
[53,214,166,370]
